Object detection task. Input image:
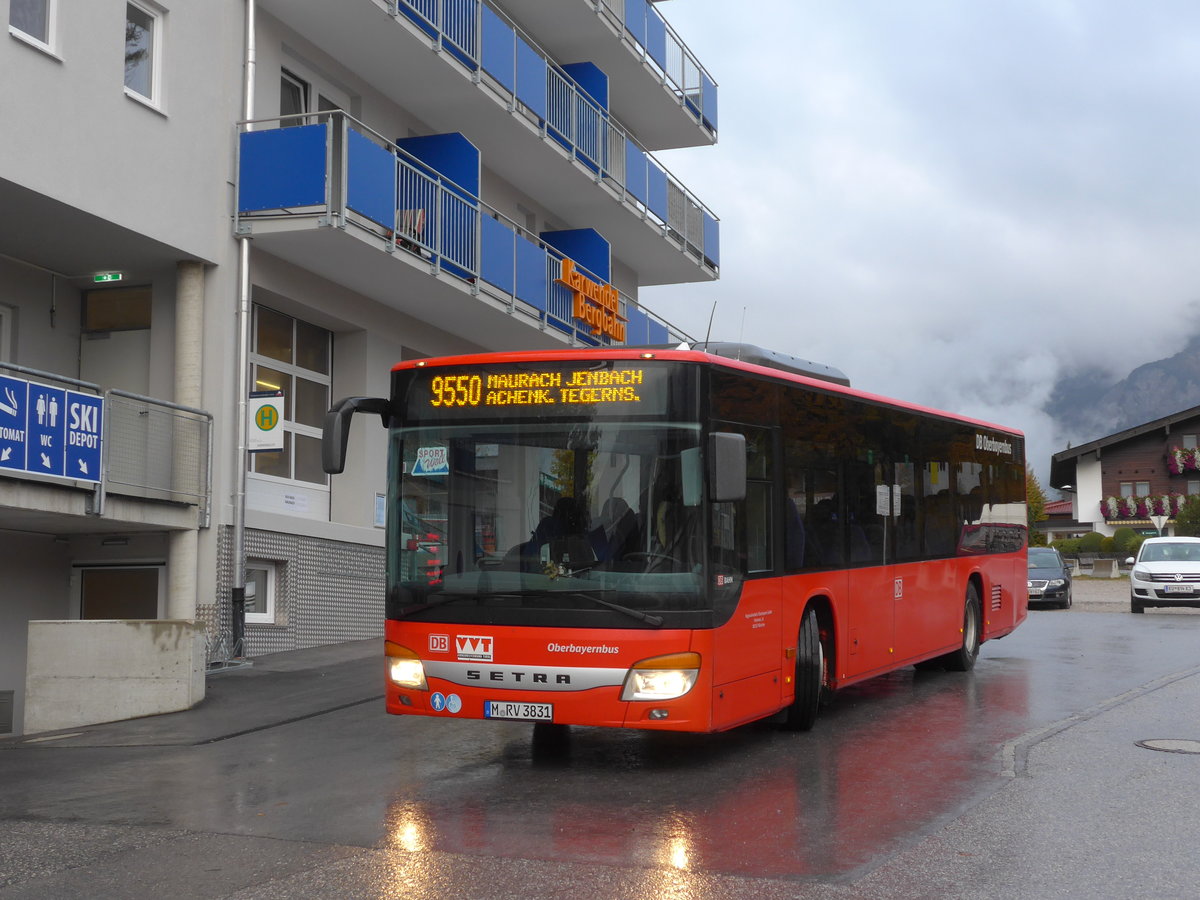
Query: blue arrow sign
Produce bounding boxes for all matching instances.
[26,385,66,477]
[0,375,28,472]
[66,391,103,482]
[0,375,104,483]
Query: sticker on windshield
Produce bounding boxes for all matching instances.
[412,446,450,476]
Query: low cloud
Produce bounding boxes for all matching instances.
[646,0,1200,476]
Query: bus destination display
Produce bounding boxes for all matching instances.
[407,364,673,417]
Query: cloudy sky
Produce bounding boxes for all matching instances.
[643,0,1200,476]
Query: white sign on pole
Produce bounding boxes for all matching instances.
[248,391,285,452]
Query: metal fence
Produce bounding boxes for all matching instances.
[0,362,212,526]
[102,389,213,525]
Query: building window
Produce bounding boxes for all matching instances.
[249,305,331,486]
[280,69,309,126]
[245,561,277,624]
[1120,481,1150,498]
[79,566,162,619]
[9,0,53,49]
[1189,481,1200,496]
[82,286,153,332]
[124,1,161,105]
[278,64,347,124]
[1184,434,1198,450]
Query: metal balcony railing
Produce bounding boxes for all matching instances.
[391,0,720,269]
[236,112,694,347]
[0,363,213,527]
[396,0,717,137]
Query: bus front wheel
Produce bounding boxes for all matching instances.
[943,583,982,672]
[784,606,824,731]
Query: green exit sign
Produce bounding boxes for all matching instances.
[93,272,123,283]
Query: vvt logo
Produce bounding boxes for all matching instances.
[456,635,493,661]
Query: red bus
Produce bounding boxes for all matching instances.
[323,343,1027,733]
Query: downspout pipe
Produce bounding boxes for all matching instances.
[230,0,257,658]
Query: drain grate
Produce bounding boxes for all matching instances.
[1136,739,1200,755]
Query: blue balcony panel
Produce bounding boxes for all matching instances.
[481,215,515,295]
[514,232,548,311]
[541,229,610,284]
[561,62,608,111]
[515,35,547,122]
[646,163,668,224]
[347,130,397,229]
[644,5,667,72]
[703,212,720,269]
[238,124,326,213]
[701,72,719,132]
[481,6,515,94]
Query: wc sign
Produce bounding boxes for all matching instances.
[0,374,103,483]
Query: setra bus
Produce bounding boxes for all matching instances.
[323,343,1027,733]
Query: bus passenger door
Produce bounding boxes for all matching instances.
[710,424,783,728]
[842,458,896,677]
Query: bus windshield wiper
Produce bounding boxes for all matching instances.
[563,591,664,627]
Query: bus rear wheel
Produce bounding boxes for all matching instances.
[784,606,824,731]
[942,583,982,672]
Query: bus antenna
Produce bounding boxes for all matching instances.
[737,306,747,358]
[703,300,717,349]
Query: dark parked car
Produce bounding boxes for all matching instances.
[1028,546,1072,609]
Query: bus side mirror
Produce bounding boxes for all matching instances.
[322,396,392,474]
[709,432,746,502]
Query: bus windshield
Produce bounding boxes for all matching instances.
[389,420,721,628]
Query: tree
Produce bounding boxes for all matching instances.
[1175,495,1200,537]
[1027,468,1048,546]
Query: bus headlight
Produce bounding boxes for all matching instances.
[386,641,428,691]
[620,652,700,701]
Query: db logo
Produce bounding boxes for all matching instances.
[456,635,494,661]
[428,634,450,653]
[894,578,904,599]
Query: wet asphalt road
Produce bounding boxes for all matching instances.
[2,577,1200,899]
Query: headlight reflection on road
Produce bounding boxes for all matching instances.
[386,801,433,853]
[634,813,700,900]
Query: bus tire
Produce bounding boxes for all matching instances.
[943,583,982,672]
[783,606,824,731]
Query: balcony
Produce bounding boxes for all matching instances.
[254,0,719,282]
[498,0,718,149]
[236,113,694,350]
[0,363,212,535]
[259,0,714,151]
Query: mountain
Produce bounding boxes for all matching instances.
[1046,333,1200,446]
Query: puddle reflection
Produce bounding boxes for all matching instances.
[381,664,1032,878]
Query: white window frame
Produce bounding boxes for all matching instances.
[124,0,164,110]
[277,54,352,121]
[244,560,277,624]
[8,0,57,55]
[248,305,332,491]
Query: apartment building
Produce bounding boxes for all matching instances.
[0,0,718,736]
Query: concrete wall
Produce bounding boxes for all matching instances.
[0,534,71,735]
[24,620,205,734]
